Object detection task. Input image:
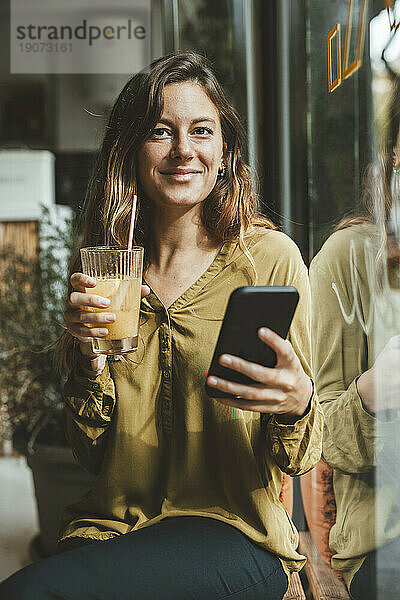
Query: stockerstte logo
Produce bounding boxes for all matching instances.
[10,0,151,74]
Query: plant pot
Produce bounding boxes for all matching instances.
[27,443,96,558]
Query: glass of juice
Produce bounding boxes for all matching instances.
[80,246,144,355]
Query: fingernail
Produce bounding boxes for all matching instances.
[220,355,232,365]
[260,328,270,336]
[105,314,116,322]
[100,299,111,307]
[87,277,96,285]
[208,376,218,386]
[143,285,151,293]
[99,329,109,336]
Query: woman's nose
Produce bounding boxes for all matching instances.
[170,132,194,161]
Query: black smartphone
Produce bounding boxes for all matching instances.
[205,286,299,399]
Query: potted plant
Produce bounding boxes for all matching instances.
[0,207,96,559]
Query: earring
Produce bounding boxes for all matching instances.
[218,162,226,178]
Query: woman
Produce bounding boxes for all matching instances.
[309,76,400,598]
[0,51,322,600]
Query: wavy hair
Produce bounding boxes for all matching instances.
[56,51,276,373]
[334,76,400,282]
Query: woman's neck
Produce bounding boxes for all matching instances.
[148,205,220,272]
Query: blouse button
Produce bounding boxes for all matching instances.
[161,339,169,349]
[163,370,170,380]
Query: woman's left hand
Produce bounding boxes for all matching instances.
[206,327,313,418]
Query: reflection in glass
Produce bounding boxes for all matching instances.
[342,0,368,79]
[310,72,400,598]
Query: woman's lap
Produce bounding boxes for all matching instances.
[0,516,288,600]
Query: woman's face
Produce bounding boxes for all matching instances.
[138,81,224,211]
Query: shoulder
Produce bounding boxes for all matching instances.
[310,223,378,278]
[228,225,307,286]
[244,225,306,269]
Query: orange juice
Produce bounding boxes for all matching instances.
[86,277,141,354]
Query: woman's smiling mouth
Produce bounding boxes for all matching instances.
[160,168,202,182]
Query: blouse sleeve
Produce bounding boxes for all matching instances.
[63,360,116,474]
[309,259,389,474]
[266,258,323,476]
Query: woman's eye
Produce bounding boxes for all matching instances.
[150,128,171,138]
[193,127,213,136]
[149,126,213,139]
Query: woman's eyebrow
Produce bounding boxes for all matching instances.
[191,117,216,125]
[157,117,217,126]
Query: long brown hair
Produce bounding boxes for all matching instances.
[334,76,400,280]
[56,51,276,373]
[336,75,400,232]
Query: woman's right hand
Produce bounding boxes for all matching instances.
[64,272,150,374]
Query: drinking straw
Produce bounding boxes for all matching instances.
[127,194,137,252]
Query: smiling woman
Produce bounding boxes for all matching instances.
[138,82,224,209]
[138,80,227,308]
[0,52,322,600]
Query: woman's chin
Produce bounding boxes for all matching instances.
[155,193,206,209]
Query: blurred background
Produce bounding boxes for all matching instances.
[0,0,398,597]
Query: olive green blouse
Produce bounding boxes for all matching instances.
[60,225,323,578]
[310,223,400,589]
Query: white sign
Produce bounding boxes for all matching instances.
[0,150,55,221]
[10,0,151,74]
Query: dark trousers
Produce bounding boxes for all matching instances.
[0,516,288,600]
[350,536,400,600]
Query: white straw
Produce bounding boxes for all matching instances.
[127,194,137,251]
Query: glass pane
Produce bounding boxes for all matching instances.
[175,0,248,147]
[307,0,369,255]
[307,0,400,597]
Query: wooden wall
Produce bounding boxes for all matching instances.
[0,221,39,256]
[0,221,39,453]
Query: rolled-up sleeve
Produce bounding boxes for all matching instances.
[264,249,323,476]
[267,393,323,475]
[321,376,400,473]
[63,361,116,474]
[308,250,400,474]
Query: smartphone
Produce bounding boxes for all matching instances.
[205,286,299,399]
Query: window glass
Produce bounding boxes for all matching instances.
[177,0,247,120]
[163,0,252,164]
[307,2,400,597]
